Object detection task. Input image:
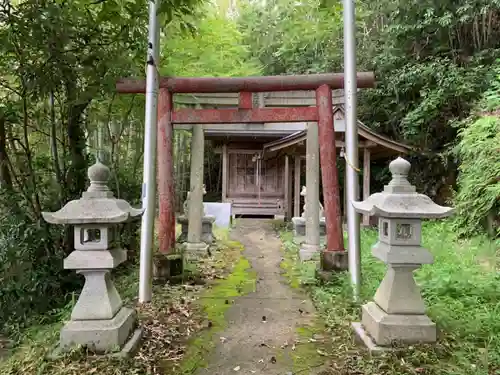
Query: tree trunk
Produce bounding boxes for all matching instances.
[22,95,42,218]
[49,91,64,203]
[0,115,12,189]
[66,101,90,200]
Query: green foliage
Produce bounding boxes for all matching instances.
[280,223,500,374]
[0,200,80,342]
[162,14,261,77]
[238,0,345,75]
[453,68,500,237]
[237,0,500,207]
[0,0,206,338]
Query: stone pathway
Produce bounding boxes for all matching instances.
[196,219,323,375]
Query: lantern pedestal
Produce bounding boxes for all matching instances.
[351,322,387,354]
[177,215,215,244]
[184,241,209,260]
[153,253,184,282]
[292,217,305,236]
[299,243,320,261]
[319,250,348,273]
[361,302,436,346]
[60,307,142,354]
[316,250,348,282]
[292,217,326,237]
[374,264,428,314]
[59,250,141,354]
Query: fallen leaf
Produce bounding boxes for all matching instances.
[233,366,240,371]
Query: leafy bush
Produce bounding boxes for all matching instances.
[0,198,81,339]
[453,66,500,237]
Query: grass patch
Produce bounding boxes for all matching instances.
[0,226,254,375]
[279,220,500,375]
[280,231,320,289]
[279,231,334,374]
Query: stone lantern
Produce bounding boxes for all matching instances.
[291,186,326,238]
[177,184,215,245]
[42,161,144,355]
[351,157,454,348]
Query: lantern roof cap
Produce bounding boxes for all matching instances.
[352,157,454,219]
[42,161,144,225]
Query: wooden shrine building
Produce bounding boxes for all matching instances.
[174,90,412,224]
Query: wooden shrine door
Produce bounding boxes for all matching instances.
[227,150,285,216]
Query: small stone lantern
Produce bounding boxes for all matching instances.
[351,157,454,348]
[42,161,144,354]
[291,186,326,238]
[177,184,215,244]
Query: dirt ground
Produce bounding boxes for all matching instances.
[196,219,324,375]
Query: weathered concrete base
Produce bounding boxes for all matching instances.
[49,326,143,360]
[321,250,348,271]
[59,307,138,354]
[294,236,327,249]
[177,215,215,244]
[362,301,436,346]
[153,253,184,282]
[299,243,320,261]
[351,322,390,354]
[315,251,349,281]
[184,242,209,261]
[292,217,326,237]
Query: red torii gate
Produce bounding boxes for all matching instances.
[116,72,375,256]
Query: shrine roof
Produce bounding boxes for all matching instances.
[261,106,413,160]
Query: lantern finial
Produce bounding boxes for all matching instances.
[389,157,411,177]
[386,157,415,193]
[87,161,111,193]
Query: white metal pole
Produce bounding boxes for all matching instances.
[343,0,361,299]
[139,0,160,303]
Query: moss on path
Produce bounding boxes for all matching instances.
[188,219,330,375]
[178,248,257,374]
